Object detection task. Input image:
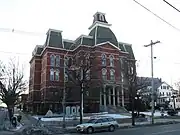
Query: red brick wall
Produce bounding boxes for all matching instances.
[29,43,133,106]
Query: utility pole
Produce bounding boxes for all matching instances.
[144,40,160,124]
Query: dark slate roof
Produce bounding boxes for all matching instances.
[89,26,118,46]
[136,77,162,90]
[124,44,135,59]
[32,45,44,56]
[118,42,135,59]
[63,40,74,50]
[75,37,82,46]
[45,30,63,48]
[81,37,94,46]
[119,43,126,51]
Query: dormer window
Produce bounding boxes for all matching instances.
[50,54,55,66]
[109,55,114,67]
[102,54,106,66]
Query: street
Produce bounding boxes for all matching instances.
[72,123,180,135]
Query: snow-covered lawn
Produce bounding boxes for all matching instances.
[97,114,131,119]
[140,111,163,117]
[34,113,131,122]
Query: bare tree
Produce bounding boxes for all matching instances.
[0,59,27,121]
[65,48,94,124]
[175,81,180,95]
[124,58,154,125]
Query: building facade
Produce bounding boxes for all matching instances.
[28,12,135,114]
[138,77,179,109]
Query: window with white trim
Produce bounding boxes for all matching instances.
[50,69,54,81]
[110,69,115,81]
[50,54,55,66]
[110,55,114,67]
[55,70,59,81]
[102,54,106,66]
[55,55,60,67]
[102,68,107,81]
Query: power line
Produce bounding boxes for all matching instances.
[0,50,30,55]
[0,28,45,36]
[133,0,180,32]
[163,0,180,13]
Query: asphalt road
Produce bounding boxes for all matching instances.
[72,123,180,135]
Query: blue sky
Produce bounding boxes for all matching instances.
[0,0,180,87]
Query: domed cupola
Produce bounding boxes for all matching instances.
[88,12,118,46]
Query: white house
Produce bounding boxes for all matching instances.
[156,82,180,109]
[137,77,180,109]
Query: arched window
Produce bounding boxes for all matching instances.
[50,69,54,81]
[110,69,115,81]
[50,54,55,66]
[102,54,106,66]
[109,55,114,67]
[102,68,107,81]
[99,14,105,21]
[55,55,60,67]
[55,70,59,81]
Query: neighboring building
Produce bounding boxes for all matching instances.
[138,77,179,109]
[27,12,135,114]
[137,77,162,107]
[19,94,28,111]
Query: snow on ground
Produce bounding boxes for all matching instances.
[97,114,131,119]
[34,113,131,122]
[34,116,91,122]
[140,111,163,117]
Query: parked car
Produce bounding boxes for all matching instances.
[76,116,119,134]
[167,109,178,116]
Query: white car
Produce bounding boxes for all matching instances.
[76,116,119,134]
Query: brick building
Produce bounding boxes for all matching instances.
[28,12,135,114]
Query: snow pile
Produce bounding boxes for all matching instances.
[35,116,91,122]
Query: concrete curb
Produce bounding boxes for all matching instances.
[119,121,180,129]
[61,121,180,134]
